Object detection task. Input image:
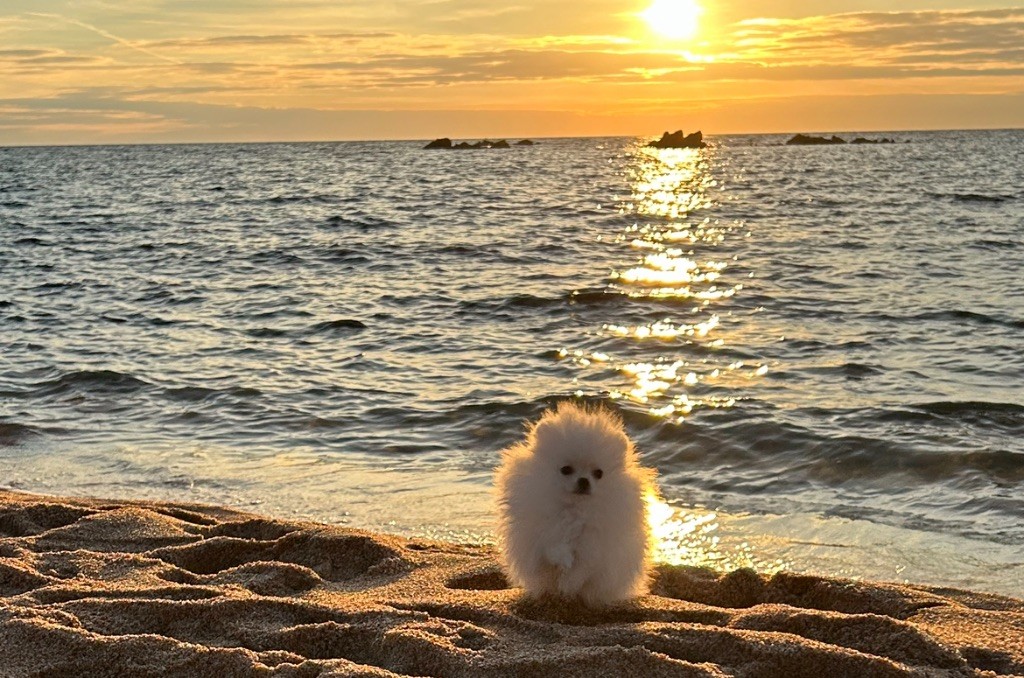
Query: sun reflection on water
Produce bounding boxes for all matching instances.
[555,140,768,421]
[629,148,716,219]
[646,494,786,572]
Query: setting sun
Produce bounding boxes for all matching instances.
[641,0,703,40]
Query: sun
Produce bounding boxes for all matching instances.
[640,0,703,41]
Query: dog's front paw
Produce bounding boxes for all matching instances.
[544,543,574,570]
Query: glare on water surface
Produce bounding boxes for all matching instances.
[645,494,786,573]
[558,142,765,422]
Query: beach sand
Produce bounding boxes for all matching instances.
[0,489,1021,677]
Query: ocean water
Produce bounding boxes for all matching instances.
[1,131,1022,596]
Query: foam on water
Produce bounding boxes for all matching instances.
[1,132,1022,595]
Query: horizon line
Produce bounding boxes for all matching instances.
[2,125,1021,150]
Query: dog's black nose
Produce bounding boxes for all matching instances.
[575,477,591,495]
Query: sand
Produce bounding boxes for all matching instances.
[0,489,1021,677]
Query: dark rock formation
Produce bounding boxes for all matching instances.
[787,134,846,145]
[515,139,535,146]
[851,137,896,144]
[649,130,707,149]
[426,138,517,150]
[424,138,452,149]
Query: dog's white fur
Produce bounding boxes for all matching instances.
[495,402,656,606]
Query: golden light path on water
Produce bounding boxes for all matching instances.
[557,143,778,569]
[645,494,788,573]
[559,144,766,422]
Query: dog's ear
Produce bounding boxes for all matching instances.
[529,414,561,455]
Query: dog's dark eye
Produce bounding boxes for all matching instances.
[593,469,603,480]
[560,465,573,475]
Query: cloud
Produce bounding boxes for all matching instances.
[0,49,53,58]
[145,32,395,49]
[24,12,182,64]
[889,49,1024,66]
[3,89,1023,146]
[729,8,1024,67]
[2,4,1023,143]
[291,49,693,83]
[274,42,1024,87]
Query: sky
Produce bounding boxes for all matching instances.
[1,0,1022,144]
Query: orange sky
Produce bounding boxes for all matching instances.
[1,1,1022,144]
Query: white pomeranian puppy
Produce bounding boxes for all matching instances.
[495,402,657,606]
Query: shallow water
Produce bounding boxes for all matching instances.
[1,131,1022,595]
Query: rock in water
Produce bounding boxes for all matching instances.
[851,137,897,144]
[649,130,707,149]
[787,134,847,145]
[424,138,452,149]
[425,138,520,150]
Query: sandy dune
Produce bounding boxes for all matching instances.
[1,489,1021,677]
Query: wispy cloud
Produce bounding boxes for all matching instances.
[145,32,395,49]
[25,12,182,64]
[730,8,1024,63]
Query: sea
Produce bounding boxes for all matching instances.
[1,130,1022,596]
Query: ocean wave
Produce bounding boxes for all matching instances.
[803,362,884,378]
[435,244,495,256]
[22,370,151,398]
[322,247,370,264]
[267,194,337,205]
[243,319,367,340]
[621,394,1022,461]
[868,309,1023,330]
[504,294,562,309]
[133,289,207,306]
[834,436,1024,483]
[34,281,83,292]
[456,295,553,319]
[0,422,40,445]
[325,214,397,229]
[569,288,631,307]
[245,327,290,339]
[356,396,577,438]
[251,309,315,321]
[931,192,1015,203]
[910,401,1024,430]
[249,249,306,265]
[163,385,263,403]
[780,339,830,351]
[970,238,1017,250]
[14,237,50,246]
[309,319,367,335]
[913,310,1024,330]
[434,244,533,265]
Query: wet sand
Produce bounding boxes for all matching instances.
[1,489,1021,677]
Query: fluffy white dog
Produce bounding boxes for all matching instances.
[495,402,657,606]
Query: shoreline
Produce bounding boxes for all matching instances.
[1,489,1021,677]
